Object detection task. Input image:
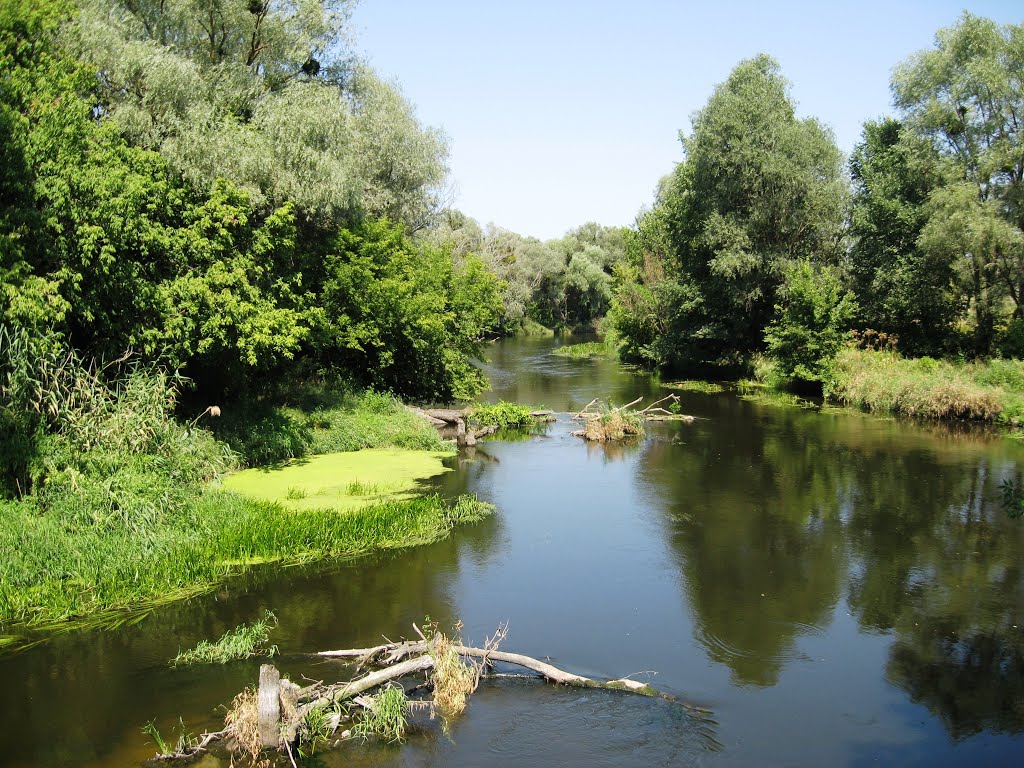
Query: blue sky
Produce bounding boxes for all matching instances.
[352,1,1021,240]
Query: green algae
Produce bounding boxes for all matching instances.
[221,448,453,511]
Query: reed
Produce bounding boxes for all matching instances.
[828,348,1024,422]
[172,610,278,666]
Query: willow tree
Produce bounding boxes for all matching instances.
[892,12,1024,353]
[613,55,846,370]
[71,0,449,229]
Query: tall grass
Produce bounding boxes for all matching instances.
[0,328,491,634]
[551,341,614,359]
[828,348,1024,423]
[172,610,278,666]
[0,492,493,629]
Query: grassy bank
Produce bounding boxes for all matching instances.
[827,348,1024,424]
[0,335,491,636]
[0,491,490,631]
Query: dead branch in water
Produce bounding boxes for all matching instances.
[161,623,712,765]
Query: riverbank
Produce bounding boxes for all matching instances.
[564,337,1024,428]
[0,375,491,640]
[826,348,1024,424]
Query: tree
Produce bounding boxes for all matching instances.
[613,55,847,370]
[764,260,857,385]
[892,13,1024,353]
[848,119,956,356]
[72,0,448,229]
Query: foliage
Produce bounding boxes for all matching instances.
[419,213,628,334]
[469,401,535,430]
[314,218,502,401]
[171,610,278,666]
[891,13,1024,356]
[848,118,953,357]
[611,55,846,371]
[1,0,497,408]
[212,385,451,467]
[73,0,448,229]
[764,260,857,385]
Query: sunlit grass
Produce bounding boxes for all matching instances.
[551,341,615,359]
[829,348,1024,423]
[0,492,493,633]
[663,380,726,394]
[172,610,278,666]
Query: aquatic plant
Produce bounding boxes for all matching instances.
[354,684,409,742]
[172,610,278,666]
[469,401,535,430]
[551,341,614,359]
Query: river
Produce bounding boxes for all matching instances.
[2,336,1024,766]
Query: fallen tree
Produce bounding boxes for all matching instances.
[152,623,713,765]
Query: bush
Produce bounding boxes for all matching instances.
[469,401,535,430]
[764,260,857,385]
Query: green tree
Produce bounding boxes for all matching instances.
[764,260,857,385]
[615,55,847,371]
[848,118,955,356]
[892,12,1024,354]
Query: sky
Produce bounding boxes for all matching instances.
[352,1,1022,240]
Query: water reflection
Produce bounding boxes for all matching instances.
[5,337,1024,767]
[640,392,1024,736]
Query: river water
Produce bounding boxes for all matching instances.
[3,336,1024,766]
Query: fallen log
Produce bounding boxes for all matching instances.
[171,623,712,765]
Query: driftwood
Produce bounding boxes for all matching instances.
[166,624,711,764]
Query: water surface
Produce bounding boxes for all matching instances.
[3,336,1023,766]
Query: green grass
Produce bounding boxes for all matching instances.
[469,401,536,430]
[516,318,555,336]
[354,684,408,742]
[0,491,493,632]
[828,348,1024,423]
[0,336,493,641]
[172,610,278,666]
[212,388,452,467]
[551,341,615,359]
[663,380,726,394]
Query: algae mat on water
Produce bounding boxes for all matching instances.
[221,449,453,511]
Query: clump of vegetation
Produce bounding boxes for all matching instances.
[663,380,725,394]
[582,409,645,442]
[552,341,615,359]
[213,387,452,467]
[223,686,262,762]
[469,401,535,430]
[172,611,278,666]
[141,718,199,759]
[431,630,477,723]
[354,684,409,743]
[828,348,1018,422]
